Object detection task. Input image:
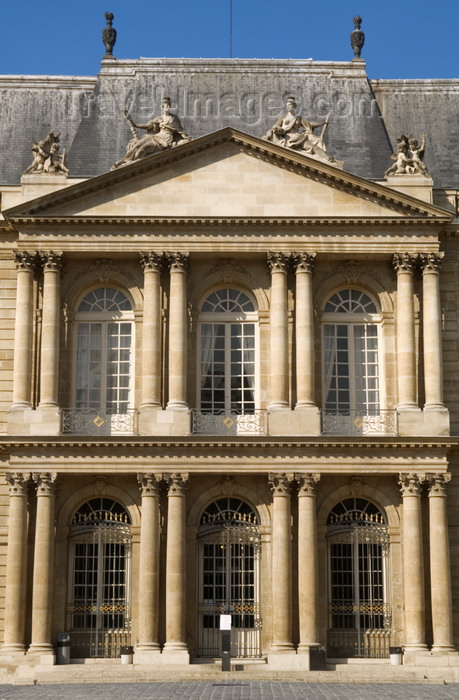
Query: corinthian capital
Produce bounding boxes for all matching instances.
[419,252,444,274]
[138,472,162,497]
[13,251,38,272]
[267,252,290,273]
[32,472,57,496]
[140,252,164,273]
[167,253,189,273]
[296,473,320,496]
[40,251,64,273]
[5,472,29,496]
[268,472,294,496]
[426,472,451,497]
[164,472,189,495]
[399,472,424,497]
[392,253,418,274]
[292,252,316,273]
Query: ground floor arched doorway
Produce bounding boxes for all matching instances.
[326,498,391,658]
[197,497,261,658]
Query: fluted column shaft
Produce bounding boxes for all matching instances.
[427,474,455,652]
[293,254,316,408]
[2,473,29,652]
[137,474,162,650]
[39,253,64,407]
[164,473,188,650]
[29,473,57,653]
[167,254,189,410]
[420,254,445,409]
[269,473,294,651]
[393,254,418,409]
[140,253,163,408]
[267,253,289,410]
[399,473,427,650]
[297,473,320,649]
[11,253,36,408]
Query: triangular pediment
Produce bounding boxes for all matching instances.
[4,128,451,223]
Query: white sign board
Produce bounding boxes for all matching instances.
[220,614,231,630]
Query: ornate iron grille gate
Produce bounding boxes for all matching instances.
[68,499,131,658]
[197,499,261,658]
[326,499,391,658]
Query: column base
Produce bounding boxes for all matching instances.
[27,646,56,665]
[431,645,457,654]
[134,646,161,664]
[139,408,190,436]
[397,408,450,437]
[268,407,321,436]
[268,651,309,670]
[0,644,26,656]
[161,646,190,664]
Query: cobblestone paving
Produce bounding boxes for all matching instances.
[0,683,458,699]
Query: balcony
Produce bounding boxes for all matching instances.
[61,409,139,436]
[190,410,267,436]
[321,410,397,436]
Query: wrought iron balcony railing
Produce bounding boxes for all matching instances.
[61,409,139,436]
[321,410,397,436]
[191,410,267,436]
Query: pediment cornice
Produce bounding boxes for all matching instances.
[3,128,453,223]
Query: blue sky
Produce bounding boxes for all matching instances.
[0,0,457,79]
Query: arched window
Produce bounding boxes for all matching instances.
[199,289,257,415]
[326,498,390,659]
[197,497,261,658]
[323,289,380,418]
[74,287,134,417]
[68,498,131,658]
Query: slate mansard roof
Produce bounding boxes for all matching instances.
[0,57,458,187]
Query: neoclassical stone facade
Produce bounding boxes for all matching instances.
[0,53,459,678]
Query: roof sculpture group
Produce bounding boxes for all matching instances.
[22,14,429,180]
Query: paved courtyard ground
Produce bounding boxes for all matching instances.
[0,682,458,699]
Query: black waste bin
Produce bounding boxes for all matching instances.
[309,646,326,670]
[56,632,70,665]
[389,646,403,665]
[120,645,134,664]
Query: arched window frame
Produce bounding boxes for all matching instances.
[72,287,135,415]
[197,288,260,415]
[321,288,384,416]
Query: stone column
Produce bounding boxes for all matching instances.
[399,473,427,651]
[29,472,57,655]
[163,473,189,657]
[420,254,445,410]
[293,253,316,409]
[267,253,289,410]
[393,254,418,409]
[166,254,189,411]
[1,473,29,653]
[11,253,36,409]
[427,473,455,652]
[38,252,64,408]
[269,473,295,652]
[297,473,320,651]
[140,253,163,409]
[136,473,162,653]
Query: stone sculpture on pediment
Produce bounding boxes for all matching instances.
[23,131,68,176]
[384,133,429,177]
[262,96,342,168]
[112,96,192,169]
